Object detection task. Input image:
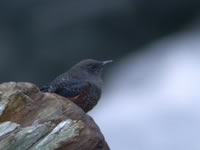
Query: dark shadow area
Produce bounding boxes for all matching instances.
[0,0,199,85]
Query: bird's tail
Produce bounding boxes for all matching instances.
[40,85,49,92]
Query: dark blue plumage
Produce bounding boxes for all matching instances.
[40,59,112,112]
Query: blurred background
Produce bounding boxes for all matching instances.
[1,0,200,149]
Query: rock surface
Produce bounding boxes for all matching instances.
[0,82,109,150]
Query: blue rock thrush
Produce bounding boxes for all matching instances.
[40,59,112,112]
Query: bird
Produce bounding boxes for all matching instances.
[40,59,112,112]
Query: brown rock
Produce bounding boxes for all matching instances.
[0,82,110,150]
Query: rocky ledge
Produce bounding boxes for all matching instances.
[0,82,109,150]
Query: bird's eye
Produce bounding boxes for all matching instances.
[88,65,97,72]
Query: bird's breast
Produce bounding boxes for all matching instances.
[68,83,101,112]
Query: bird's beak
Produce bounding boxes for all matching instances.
[102,60,113,66]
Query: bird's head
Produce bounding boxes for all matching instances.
[69,59,112,81]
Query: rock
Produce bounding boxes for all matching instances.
[0,82,109,150]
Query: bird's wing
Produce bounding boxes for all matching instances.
[40,84,50,92]
[48,80,90,97]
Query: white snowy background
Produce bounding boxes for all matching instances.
[91,20,200,150]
